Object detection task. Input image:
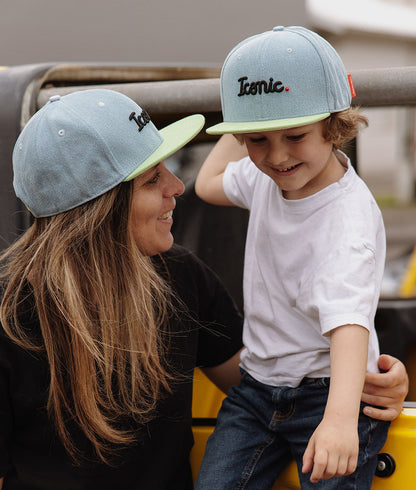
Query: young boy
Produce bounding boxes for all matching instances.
[194,26,390,489]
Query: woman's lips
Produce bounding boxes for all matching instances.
[159,210,173,220]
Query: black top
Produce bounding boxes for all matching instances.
[0,245,243,489]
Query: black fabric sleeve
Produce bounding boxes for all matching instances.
[157,245,244,368]
[0,338,13,477]
[191,253,244,367]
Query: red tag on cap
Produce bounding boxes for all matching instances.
[348,74,356,98]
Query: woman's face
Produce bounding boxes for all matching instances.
[130,162,185,256]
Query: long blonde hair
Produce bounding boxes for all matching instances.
[0,181,173,464]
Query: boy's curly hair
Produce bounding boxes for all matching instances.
[323,107,368,150]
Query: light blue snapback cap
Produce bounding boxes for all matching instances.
[207,26,354,134]
[13,89,205,217]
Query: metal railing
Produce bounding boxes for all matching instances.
[35,66,416,116]
[2,62,416,255]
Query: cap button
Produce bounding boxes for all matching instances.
[49,95,61,103]
[273,26,285,31]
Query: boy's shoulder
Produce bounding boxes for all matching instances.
[330,178,384,248]
[225,155,269,185]
[333,152,379,208]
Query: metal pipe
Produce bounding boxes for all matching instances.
[37,66,416,114]
[352,66,416,107]
[38,78,222,114]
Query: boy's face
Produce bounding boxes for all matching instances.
[242,121,345,200]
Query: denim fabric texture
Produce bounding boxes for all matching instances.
[13,89,204,217]
[195,370,390,490]
[207,26,352,135]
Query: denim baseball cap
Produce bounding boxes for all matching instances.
[13,89,205,217]
[207,26,354,134]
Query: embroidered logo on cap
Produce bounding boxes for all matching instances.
[237,76,289,97]
[129,109,151,131]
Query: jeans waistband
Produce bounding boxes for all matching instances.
[298,376,330,387]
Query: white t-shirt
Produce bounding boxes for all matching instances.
[223,150,386,387]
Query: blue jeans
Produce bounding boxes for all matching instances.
[195,370,390,490]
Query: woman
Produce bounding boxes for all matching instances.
[0,89,407,489]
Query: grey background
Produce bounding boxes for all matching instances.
[0,0,308,66]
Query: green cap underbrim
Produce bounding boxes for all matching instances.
[206,112,330,135]
[124,114,205,181]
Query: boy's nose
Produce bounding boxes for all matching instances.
[267,142,290,166]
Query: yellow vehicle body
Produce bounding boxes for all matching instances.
[191,369,416,488]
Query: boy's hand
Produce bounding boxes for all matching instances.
[302,418,358,483]
[302,324,367,482]
[362,354,408,421]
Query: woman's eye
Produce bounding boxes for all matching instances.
[146,171,160,185]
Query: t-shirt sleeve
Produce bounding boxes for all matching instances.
[223,156,259,210]
[298,242,378,335]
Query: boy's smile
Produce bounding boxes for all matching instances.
[242,121,346,199]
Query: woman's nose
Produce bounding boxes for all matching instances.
[164,166,185,197]
[172,173,185,197]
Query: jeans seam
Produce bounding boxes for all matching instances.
[269,398,296,430]
[238,432,276,489]
[362,411,381,465]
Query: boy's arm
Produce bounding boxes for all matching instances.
[302,324,369,483]
[195,134,248,206]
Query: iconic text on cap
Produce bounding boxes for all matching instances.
[129,110,151,131]
[237,76,287,96]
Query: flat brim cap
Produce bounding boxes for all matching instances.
[13,89,205,217]
[124,113,205,180]
[207,26,352,134]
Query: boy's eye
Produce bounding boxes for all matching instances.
[247,136,267,144]
[287,133,306,142]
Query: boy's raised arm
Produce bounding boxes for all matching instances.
[195,134,248,206]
